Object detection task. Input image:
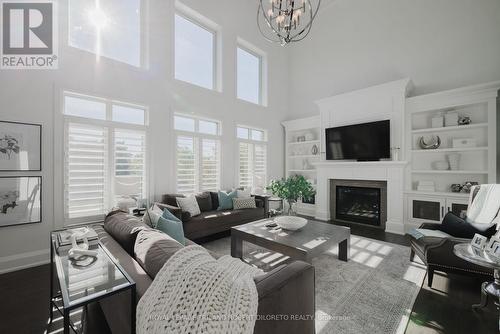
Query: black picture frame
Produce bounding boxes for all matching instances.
[0,120,42,171]
[0,176,42,227]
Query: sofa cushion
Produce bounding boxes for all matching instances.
[210,192,219,210]
[134,229,184,279]
[156,216,186,245]
[176,195,201,217]
[217,190,237,210]
[233,197,257,210]
[104,211,150,255]
[161,193,185,207]
[195,192,213,212]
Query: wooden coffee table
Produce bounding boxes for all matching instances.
[231,218,350,264]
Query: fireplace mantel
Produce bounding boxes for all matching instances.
[314,161,408,167]
[313,161,407,235]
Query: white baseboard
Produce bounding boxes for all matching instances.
[386,220,405,235]
[0,249,50,275]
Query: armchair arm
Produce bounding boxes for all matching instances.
[425,236,492,276]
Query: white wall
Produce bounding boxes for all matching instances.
[288,0,500,119]
[0,0,289,273]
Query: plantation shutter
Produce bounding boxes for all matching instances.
[65,123,108,220]
[201,139,220,191]
[238,142,253,188]
[114,130,146,201]
[254,144,267,188]
[176,136,197,194]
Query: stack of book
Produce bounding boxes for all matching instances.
[56,227,98,247]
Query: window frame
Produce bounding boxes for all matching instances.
[236,38,267,106]
[67,0,147,68]
[236,45,263,105]
[173,113,222,194]
[61,91,149,225]
[173,3,221,92]
[236,125,268,189]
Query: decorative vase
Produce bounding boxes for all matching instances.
[311,144,318,155]
[447,153,461,171]
[286,199,297,216]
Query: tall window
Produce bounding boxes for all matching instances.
[68,0,142,67]
[237,46,262,105]
[175,13,216,90]
[174,114,221,193]
[237,126,267,189]
[63,92,147,223]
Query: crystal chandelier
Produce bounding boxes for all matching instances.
[257,0,321,46]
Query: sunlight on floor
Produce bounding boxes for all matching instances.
[403,261,426,285]
[326,236,394,268]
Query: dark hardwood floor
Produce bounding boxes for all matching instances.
[0,221,497,334]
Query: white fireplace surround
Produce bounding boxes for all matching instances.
[313,161,407,234]
[311,79,413,235]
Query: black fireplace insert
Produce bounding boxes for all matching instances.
[335,185,381,226]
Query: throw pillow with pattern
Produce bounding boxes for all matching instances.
[232,197,257,210]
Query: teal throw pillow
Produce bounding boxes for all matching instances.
[156,216,185,245]
[162,208,181,223]
[217,190,237,211]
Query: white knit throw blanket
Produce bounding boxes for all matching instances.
[466,184,500,225]
[136,245,262,334]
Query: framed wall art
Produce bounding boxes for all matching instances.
[0,121,41,171]
[0,176,42,227]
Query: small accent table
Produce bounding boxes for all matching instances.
[49,229,136,334]
[231,218,350,264]
[453,243,500,330]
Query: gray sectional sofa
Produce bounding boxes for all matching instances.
[84,211,315,334]
[158,192,267,240]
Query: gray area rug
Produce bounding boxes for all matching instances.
[203,235,426,334]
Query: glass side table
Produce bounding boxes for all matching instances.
[49,229,136,334]
[453,243,500,331]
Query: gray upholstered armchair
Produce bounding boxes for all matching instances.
[408,185,496,287]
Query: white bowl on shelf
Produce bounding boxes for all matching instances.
[274,216,308,231]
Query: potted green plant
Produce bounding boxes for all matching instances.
[266,175,315,216]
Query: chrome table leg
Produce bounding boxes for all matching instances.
[472,282,489,309]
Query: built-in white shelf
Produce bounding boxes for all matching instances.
[405,190,470,198]
[287,140,320,146]
[411,147,488,153]
[412,170,488,174]
[411,123,488,134]
[288,155,321,159]
[289,169,317,173]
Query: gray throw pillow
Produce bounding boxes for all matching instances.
[195,192,213,212]
[134,229,184,279]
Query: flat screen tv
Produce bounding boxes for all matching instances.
[325,120,390,161]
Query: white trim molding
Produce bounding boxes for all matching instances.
[0,249,50,275]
